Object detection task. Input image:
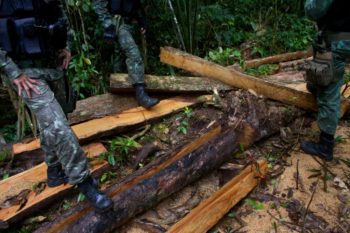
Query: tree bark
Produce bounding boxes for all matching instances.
[110,74,232,94]
[242,50,312,68]
[68,93,138,125]
[35,91,302,233]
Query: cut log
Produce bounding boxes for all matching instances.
[0,143,108,225]
[13,96,210,155]
[110,73,232,93]
[278,58,311,72]
[160,47,350,116]
[243,50,312,68]
[167,160,268,233]
[35,91,301,233]
[68,93,138,125]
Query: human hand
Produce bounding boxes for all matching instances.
[58,48,71,70]
[12,74,40,98]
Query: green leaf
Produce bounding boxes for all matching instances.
[77,193,85,202]
[245,198,264,210]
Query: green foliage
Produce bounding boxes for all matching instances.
[245,64,279,76]
[2,172,10,180]
[245,198,264,210]
[110,136,141,156]
[100,171,117,183]
[335,135,346,144]
[77,193,86,203]
[175,107,193,135]
[61,200,72,210]
[0,124,17,143]
[206,47,242,66]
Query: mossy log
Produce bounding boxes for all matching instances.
[110,73,232,93]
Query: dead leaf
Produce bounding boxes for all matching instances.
[23,215,47,225]
[32,181,46,196]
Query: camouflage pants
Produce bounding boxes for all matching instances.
[1,68,89,185]
[113,18,144,85]
[316,40,350,135]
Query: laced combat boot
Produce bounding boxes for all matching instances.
[77,176,113,213]
[300,131,334,161]
[134,83,159,109]
[47,164,68,187]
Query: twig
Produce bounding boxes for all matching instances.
[296,159,300,190]
[301,177,320,233]
[311,156,336,177]
[130,124,151,141]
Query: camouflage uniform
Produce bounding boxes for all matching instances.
[0,0,89,185]
[305,0,350,135]
[93,0,145,84]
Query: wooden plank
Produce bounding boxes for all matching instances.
[0,143,108,225]
[12,96,210,155]
[160,47,350,116]
[68,93,138,125]
[110,73,232,93]
[167,160,268,233]
[243,50,312,68]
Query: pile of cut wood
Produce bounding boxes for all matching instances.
[1,47,349,233]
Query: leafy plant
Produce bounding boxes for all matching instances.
[177,120,189,135]
[206,47,243,66]
[77,193,86,203]
[245,198,264,210]
[100,171,117,184]
[245,64,279,76]
[2,172,9,180]
[110,136,142,156]
[61,200,72,210]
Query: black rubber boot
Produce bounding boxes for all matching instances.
[306,82,317,98]
[300,131,334,161]
[47,164,68,187]
[77,176,113,213]
[134,83,159,109]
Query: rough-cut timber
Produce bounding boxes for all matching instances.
[168,160,268,233]
[110,73,232,93]
[35,91,301,233]
[243,50,312,68]
[12,96,210,155]
[160,47,350,116]
[68,93,138,125]
[0,143,108,225]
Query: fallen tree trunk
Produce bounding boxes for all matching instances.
[168,160,268,233]
[160,47,350,116]
[0,143,108,225]
[35,91,301,233]
[110,73,232,93]
[68,93,138,125]
[13,96,210,155]
[243,50,312,68]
